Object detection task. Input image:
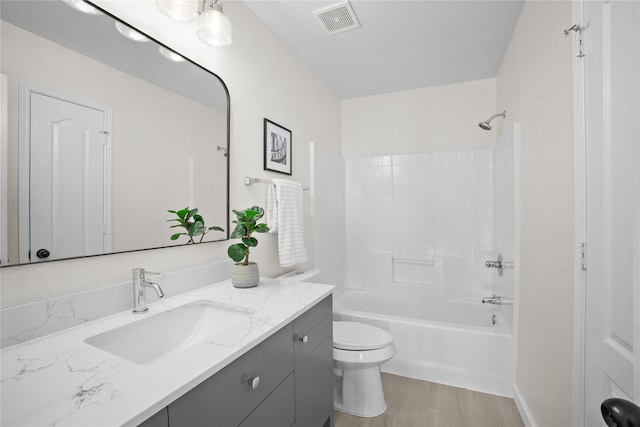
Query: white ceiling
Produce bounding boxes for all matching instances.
[243,0,525,100]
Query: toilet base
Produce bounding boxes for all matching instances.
[334,366,387,417]
[334,401,387,418]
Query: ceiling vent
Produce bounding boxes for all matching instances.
[313,1,360,36]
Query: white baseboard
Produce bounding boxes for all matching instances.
[513,384,536,427]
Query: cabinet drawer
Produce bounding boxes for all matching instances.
[239,373,295,427]
[293,296,332,343]
[168,323,294,426]
[294,313,331,358]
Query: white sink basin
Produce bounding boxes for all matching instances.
[85,300,255,365]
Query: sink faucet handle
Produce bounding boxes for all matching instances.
[132,268,161,280]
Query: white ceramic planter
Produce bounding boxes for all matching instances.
[231,262,260,288]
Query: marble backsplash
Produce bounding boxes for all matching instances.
[0,260,233,349]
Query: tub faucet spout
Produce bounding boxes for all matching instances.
[481,295,513,305]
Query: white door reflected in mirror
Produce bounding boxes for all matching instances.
[22,89,112,263]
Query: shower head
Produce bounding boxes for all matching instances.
[478,111,506,131]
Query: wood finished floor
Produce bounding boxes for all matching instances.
[333,373,524,427]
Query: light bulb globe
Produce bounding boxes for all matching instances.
[197,8,232,47]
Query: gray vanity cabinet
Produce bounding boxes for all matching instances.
[142,296,333,427]
[167,324,294,426]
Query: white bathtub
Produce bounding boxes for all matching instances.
[333,289,515,397]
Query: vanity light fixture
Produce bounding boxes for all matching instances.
[62,0,103,15]
[114,22,150,42]
[156,0,232,47]
[158,46,186,62]
[197,0,232,47]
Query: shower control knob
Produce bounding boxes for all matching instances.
[484,254,504,276]
[248,376,260,390]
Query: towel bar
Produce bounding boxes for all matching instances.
[244,176,309,190]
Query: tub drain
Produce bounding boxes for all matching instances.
[492,314,497,326]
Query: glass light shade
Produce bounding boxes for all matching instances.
[197,8,232,47]
[156,0,198,23]
[158,46,186,62]
[62,0,102,15]
[114,22,150,42]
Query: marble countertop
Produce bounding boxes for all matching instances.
[1,278,334,426]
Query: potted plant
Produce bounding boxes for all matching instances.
[167,207,224,244]
[227,206,270,288]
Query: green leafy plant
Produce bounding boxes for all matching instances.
[167,207,224,244]
[227,206,270,265]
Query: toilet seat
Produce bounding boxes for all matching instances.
[333,321,393,351]
[333,345,397,368]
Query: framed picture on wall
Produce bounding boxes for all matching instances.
[263,119,292,175]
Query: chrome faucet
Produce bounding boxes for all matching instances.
[132,268,164,313]
[481,295,513,305]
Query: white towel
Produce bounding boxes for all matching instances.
[266,179,307,267]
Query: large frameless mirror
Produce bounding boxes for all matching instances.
[0,0,230,266]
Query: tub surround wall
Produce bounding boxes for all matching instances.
[341,144,518,395]
[345,149,494,301]
[340,77,499,299]
[333,79,498,316]
[0,0,342,308]
[1,260,233,349]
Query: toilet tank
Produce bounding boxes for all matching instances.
[277,269,320,283]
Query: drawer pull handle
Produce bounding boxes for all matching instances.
[298,335,308,344]
[248,376,260,390]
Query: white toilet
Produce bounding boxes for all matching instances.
[332,321,396,417]
[277,269,397,417]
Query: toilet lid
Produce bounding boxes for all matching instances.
[333,321,393,350]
